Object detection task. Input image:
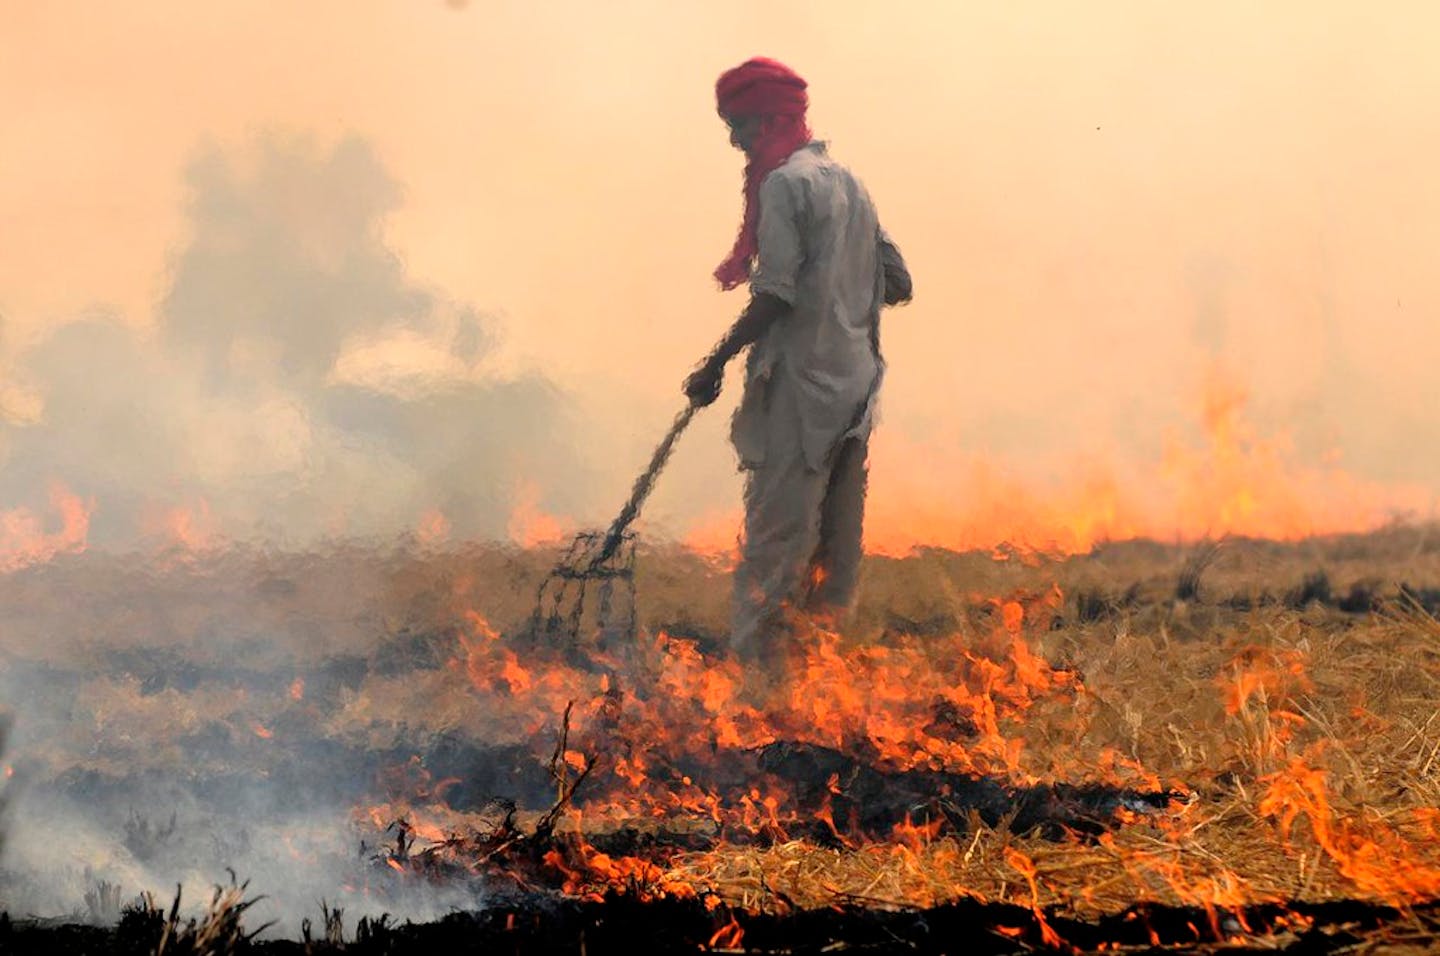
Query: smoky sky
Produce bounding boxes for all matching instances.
[0,134,590,548]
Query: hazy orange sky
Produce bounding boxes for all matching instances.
[3,2,1438,552]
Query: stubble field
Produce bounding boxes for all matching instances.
[2,525,1440,952]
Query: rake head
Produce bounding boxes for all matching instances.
[529,529,638,651]
[523,401,698,656]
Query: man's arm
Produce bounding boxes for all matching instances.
[683,292,791,406]
[685,171,802,407]
[879,228,912,306]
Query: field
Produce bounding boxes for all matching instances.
[3,524,1440,952]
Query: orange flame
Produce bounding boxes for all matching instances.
[506,480,567,549]
[1222,646,1313,717]
[1259,751,1440,904]
[681,508,741,569]
[678,362,1432,558]
[439,589,1082,861]
[542,843,698,903]
[0,483,92,572]
[368,580,1440,915]
[145,498,217,551]
[1004,847,1067,949]
[416,509,451,547]
[707,916,744,949]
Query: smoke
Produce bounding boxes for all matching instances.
[0,134,590,551]
[0,133,620,931]
[1,789,484,935]
[0,545,547,932]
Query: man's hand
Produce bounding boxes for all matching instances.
[684,293,789,409]
[879,229,912,306]
[683,358,724,407]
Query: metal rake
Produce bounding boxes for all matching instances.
[529,402,698,647]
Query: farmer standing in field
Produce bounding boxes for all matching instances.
[683,57,912,696]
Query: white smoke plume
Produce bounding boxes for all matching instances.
[0,134,594,553]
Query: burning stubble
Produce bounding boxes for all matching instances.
[3,530,1440,944]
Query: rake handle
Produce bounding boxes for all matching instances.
[589,402,699,570]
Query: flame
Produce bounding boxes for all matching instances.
[707,916,744,949]
[353,570,1440,918]
[350,594,1095,916]
[861,454,1140,557]
[676,362,1432,559]
[461,610,544,699]
[542,843,698,903]
[0,483,92,572]
[1259,751,1440,905]
[416,509,451,547]
[1219,645,1318,777]
[435,591,1082,861]
[1098,833,1253,941]
[681,508,741,569]
[506,480,567,549]
[1222,646,1313,717]
[1003,847,1067,949]
[144,498,217,551]
[289,677,305,701]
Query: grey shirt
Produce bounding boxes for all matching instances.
[731,142,890,471]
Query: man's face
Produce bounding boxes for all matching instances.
[723,113,763,155]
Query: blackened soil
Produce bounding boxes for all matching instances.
[2,895,1436,955]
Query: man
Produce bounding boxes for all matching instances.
[683,57,911,694]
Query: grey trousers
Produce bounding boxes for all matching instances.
[730,382,869,678]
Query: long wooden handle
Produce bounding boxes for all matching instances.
[589,402,699,568]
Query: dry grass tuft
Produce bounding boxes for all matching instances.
[124,873,272,956]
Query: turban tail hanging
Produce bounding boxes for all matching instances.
[714,57,813,290]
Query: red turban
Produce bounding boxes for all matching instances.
[716,56,809,120]
[713,58,813,290]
